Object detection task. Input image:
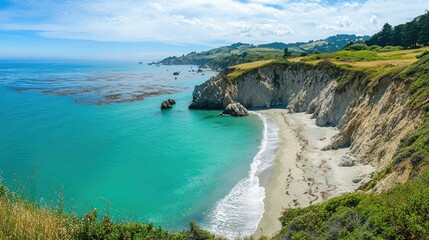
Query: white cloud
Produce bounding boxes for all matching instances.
[342,2,361,8]
[0,0,427,44]
[319,15,358,31]
[369,15,379,25]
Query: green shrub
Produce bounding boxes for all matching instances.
[411,153,426,167]
[378,46,404,52]
[369,45,382,51]
[345,43,369,51]
[0,185,6,198]
[189,221,217,240]
[275,170,429,239]
[416,51,429,59]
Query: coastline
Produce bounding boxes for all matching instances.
[205,112,279,239]
[253,109,374,238]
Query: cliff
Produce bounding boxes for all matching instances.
[189,60,425,190]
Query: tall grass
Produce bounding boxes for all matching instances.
[0,177,226,240]
[0,179,72,239]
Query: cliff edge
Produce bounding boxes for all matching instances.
[189,60,425,191]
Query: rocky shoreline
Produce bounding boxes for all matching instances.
[188,60,423,237]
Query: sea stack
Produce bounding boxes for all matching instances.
[221,102,249,117]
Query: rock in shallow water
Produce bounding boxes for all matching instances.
[221,102,249,117]
[161,101,172,109]
[161,98,176,109]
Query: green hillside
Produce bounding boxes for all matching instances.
[159,34,369,69]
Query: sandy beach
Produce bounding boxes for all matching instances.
[253,109,373,238]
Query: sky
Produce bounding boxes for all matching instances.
[0,0,427,60]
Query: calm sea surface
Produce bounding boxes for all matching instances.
[0,60,264,236]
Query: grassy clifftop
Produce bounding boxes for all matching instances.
[225,43,429,81]
[289,44,429,70]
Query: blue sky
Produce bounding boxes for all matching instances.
[0,0,427,60]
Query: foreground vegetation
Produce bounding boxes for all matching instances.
[0,179,222,240]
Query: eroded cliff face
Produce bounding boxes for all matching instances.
[189,61,423,190]
[190,62,364,126]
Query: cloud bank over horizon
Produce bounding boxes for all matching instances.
[0,0,427,59]
[2,0,428,44]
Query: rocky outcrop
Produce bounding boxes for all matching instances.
[189,60,423,190]
[161,98,176,109]
[222,102,249,116]
[189,61,364,126]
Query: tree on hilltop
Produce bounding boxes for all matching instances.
[283,47,291,57]
[366,11,429,48]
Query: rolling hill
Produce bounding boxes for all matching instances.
[158,34,369,69]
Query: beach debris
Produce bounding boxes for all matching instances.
[352,177,363,183]
[221,102,249,117]
[161,98,176,109]
[338,155,355,167]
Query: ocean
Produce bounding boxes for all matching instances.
[0,59,277,238]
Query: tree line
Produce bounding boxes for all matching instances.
[366,11,429,48]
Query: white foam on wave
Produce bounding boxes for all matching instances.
[205,112,279,239]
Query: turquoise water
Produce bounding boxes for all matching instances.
[0,60,263,233]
